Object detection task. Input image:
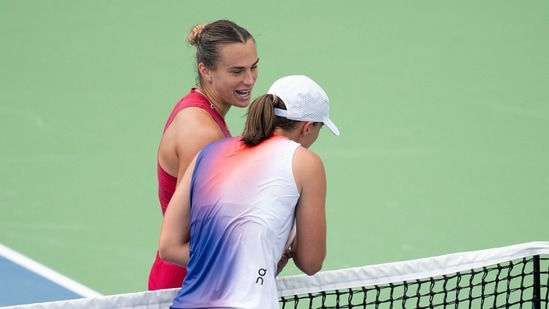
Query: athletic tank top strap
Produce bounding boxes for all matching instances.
[163,88,231,137]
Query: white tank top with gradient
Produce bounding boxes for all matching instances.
[170,134,300,309]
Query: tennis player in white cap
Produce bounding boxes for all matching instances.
[160,75,339,308]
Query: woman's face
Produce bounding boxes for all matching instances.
[209,39,259,109]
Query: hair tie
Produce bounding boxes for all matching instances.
[271,94,278,104]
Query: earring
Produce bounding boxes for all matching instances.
[208,76,212,82]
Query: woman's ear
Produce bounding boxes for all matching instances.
[198,63,211,82]
[302,121,314,135]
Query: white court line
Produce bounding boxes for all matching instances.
[0,243,102,298]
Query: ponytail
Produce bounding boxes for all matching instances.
[241,94,298,146]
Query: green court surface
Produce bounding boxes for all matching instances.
[1,0,548,296]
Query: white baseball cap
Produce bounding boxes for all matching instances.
[268,75,340,136]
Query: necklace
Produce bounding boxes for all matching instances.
[195,89,215,109]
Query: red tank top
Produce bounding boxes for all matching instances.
[157,88,231,214]
[148,89,232,290]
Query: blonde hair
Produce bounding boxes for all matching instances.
[187,24,206,46]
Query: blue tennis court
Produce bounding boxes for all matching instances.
[0,244,100,307]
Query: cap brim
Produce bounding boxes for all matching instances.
[324,119,340,136]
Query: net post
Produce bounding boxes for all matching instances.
[533,254,541,309]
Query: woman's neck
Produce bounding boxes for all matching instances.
[195,87,228,117]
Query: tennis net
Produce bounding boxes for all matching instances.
[3,241,549,309]
[277,241,549,308]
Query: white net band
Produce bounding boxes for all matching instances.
[3,241,549,309]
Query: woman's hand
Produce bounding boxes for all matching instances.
[277,248,293,275]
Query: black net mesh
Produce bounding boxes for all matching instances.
[279,256,549,309]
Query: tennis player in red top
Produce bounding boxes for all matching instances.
[148,19,259,290]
